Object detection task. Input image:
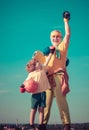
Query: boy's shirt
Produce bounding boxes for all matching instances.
[26,69,51,94]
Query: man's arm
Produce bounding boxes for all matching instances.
[63,11,71,45]
[44,53,52,66]
[44,46,55,66]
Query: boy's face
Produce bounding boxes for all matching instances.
[26,59,42,73]
[35,61,42,70]
[50,31,62,47]
[26,59,36,72]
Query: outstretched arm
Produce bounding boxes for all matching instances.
[63,11,71,46]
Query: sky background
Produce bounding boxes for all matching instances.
[0,0,89,125]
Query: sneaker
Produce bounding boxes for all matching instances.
[29,125,35,130]
[63,124,71,130]
[71,128,75,130]
[35,124,47,130]
[42,124,47,130]
[29,128,35,130]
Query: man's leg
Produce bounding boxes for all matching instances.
[43,89,54,124]
[54,75,71,126]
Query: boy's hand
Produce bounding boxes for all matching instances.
[20,84,26,93]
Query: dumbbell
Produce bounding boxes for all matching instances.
[63,11,70,20]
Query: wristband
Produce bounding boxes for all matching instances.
[64,18,68,22]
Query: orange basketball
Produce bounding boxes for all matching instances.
[24,78,38,93]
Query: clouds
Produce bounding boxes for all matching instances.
[0,89,10,94]
[0,82,11,94]
[51,25,63,30]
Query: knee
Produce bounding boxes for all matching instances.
[38,107,44,113]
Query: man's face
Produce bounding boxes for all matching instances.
[50,31,62,47]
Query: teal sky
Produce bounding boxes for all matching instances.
[0,0,89,124]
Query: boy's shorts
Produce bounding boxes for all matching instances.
[31,92,46,109]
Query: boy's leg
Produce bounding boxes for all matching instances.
[30,109,37,125]
[29,109,36,130]
[36,92,47,130]
[38,107,44,124]
[30,93,39,130]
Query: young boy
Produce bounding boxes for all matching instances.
[20,50,54,130]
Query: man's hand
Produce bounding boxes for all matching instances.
[49,46,55,54]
